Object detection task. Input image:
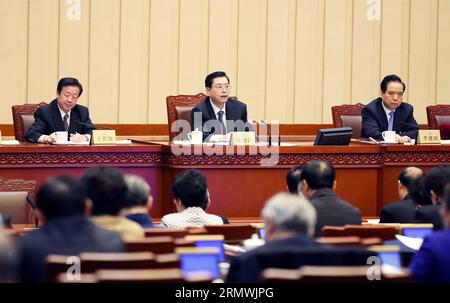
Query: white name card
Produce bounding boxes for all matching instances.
[91,130,116,145]
[417,129,441,145]
[229,131,256,146]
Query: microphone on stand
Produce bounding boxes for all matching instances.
[76,121,113,130]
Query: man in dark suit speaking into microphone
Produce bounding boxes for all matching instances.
[360,74,419,144]
[191,71,251,142]
[25,77,94,144]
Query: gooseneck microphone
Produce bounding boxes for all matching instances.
[77,121,112,130]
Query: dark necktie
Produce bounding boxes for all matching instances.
[388,111,394,131]
[63,113,69,131]
[217,110,226,135]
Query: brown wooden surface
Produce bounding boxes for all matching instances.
[1,139,449,218]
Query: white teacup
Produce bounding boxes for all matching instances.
[382,131,396,143]
[187,130,202,144]
[54,131,68,143]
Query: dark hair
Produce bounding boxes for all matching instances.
[36,176,86,219]
[422,165,450,202]
[172,170,208,209]
[380,74,405,93]
[300,160,335,190]
[286,165,305,194]
[205,71,230,88]
[444,183,450,210]
[408,175,432,206]
[81,166,128,216]
[398,167,424,188]
[57,77,83,97]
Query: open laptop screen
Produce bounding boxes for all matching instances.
[179,252,221,279]
[378,251,402,269]
[195,240,225,262]
[402,227,433,239]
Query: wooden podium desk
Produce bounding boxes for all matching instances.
[1,138,449,218]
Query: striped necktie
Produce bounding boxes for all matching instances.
[388,111,394,131]
[217,110,226,135]
[63,113,69,131]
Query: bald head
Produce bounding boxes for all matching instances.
[399,167,424,186]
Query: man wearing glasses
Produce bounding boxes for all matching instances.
[361,74,419,143]
[191,71,251,142]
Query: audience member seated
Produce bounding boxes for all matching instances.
[300,160,361,237]
[226,193,370,283]
[120,174,154,228]
[0,227,17,282]
[380,167,424,223]
[16,176,124,283]
[161,170,224,228]
[410,184,450,282]
[286,165,305,195]
[414,165,450,230]
[82,167,145,240]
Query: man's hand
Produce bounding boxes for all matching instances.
[42,134,56,144]
[396,135,411,144]
[70,132,89,143]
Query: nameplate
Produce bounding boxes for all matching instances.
[417,129,441,145]
[229,131,256,146]
[91,130,116,145]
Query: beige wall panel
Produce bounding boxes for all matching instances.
[178,0,209,94]
[208,0,238,85]
[322,0,353,123]
[294,0,325,123]
[408,0,438,123]
[351,0,381,104]
[380,0,410,101]
[265,0,296,123]
[59,0,91,107]
[0,0,28,123]
[27,0,59,103]
[236,0,267,121]
[148,0,180,123]
[88,0,121,123]
[436,0,450,104]
[118,0,150,123]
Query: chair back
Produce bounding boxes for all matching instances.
[11,102,47,141]
[95,268,212,283]
[426,104,450,129]
[144,227,188,239]
[331,103,365,138]
[125,236,175,254]
[204,224,256,243]
[0,177,36,224]
[166,93,207,141]
[79,252,156,273]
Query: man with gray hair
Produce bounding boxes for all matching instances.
[120,174,154,228]
[227,193,321,282]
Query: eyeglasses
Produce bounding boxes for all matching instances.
[212,84,231,90]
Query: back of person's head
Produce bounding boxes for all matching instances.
[172,170,208,209]
[36,175,85,219]
[423,165,450,202]
[57,77,83,96]
[286,165,305,194]
[123,174,151,208]
[380,74,405,93]
[399,167,424,188]
[81,166,128,216]
[261,193,316,236]
[300,160,335,190]
[205,71,230,88]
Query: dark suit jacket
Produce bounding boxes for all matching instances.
[24,99,94,143]
[310,188,362,237]
[379,195,417,223]
[414,204,443,231]
[410,229,450,283]
[191,98,250,141]
[17,215,125,283]
[360,97,419,140]
[226,235,372,283]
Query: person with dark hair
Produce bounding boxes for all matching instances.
[191,71,252,141]
[414,165,450,231]
[17,175,124,283]
[380,167,424,223]
[120,174,154,228]
[81,167,144,240]
[286,165,305,195]
[161,170,223,228]
[300,160,361,237]
[410,183,450,282]
[25,77,94,144]
[361,74,419,143]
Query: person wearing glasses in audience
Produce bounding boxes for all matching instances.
[191,71,252,142]
[360,74,419,144]
[25,77,94,144]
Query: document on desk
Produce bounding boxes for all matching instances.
[395,234,423,251]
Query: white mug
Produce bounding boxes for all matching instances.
[187,129,203,144]
[54,131,69,143]
[382,131,396,143]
